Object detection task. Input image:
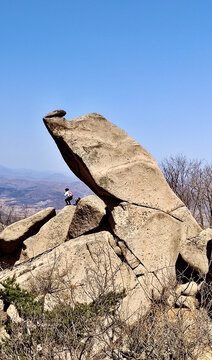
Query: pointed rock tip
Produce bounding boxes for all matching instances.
[43,110,66,120]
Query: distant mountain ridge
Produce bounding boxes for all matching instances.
[0,165,93,211]
[0,165,75,184]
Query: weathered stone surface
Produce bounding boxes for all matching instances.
[7,304,23,323]
[119,282,151,323]
[170,206,202,239]
[43,112,183,212]
[0,231,152,321]
[0,326,10,343]
[0,207,56,254]
[44,293,58,312]
[111,203,182,275]
[180,228,212,275]
[108,202,186,303]
[167,281,199,309]
[117,240,141,269]
[0,300,3,312]
[44,110,66,118]
[68,195,106,239]
[18,206,76,263]
[176,281,198,297]
[0,310,7,324]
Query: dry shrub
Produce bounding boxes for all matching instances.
[118,305,211,360]
[0,250,211,360]
[0,203,30,231]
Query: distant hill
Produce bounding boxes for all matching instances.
[0,165,93,212]
[0,165,75,183]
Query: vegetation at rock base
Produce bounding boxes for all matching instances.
[0,273,211,359]
[0,276,43,319]
[0,277,127,359]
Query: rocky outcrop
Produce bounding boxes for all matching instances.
[0,208,56,254]
[43,110,209,281]
[0,231,152,321]
[68,195,106,239]
[110,203,182,273]
[17,205,76,263]
[43,112,183,212]
[0,109,210,333]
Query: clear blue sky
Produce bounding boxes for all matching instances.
[1,0,211,174]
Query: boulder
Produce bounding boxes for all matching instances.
[43,293,58,312]
[7,304,23,323]
[110,202,182,277]
[0,231,152,321]
[43,110,209,294]
[0,207,56,254]
[18,205,76,263]
[176,281,198,297]
[43,112,183,212]
[167,281,199,309]
[44,110,66,118]
[180,228,212,276]
[68,195,106,239]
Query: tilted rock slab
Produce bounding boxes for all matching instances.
[68,195,106,239]
[0,207,56,254]
[43,111,208,280]
[43,112,183,212]
[17,205,76,263]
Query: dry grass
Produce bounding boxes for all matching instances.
[0,251,211,359]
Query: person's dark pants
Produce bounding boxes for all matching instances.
[65,196,72,205]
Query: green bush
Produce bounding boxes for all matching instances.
[0,278,126,359]
[0,276,44,318]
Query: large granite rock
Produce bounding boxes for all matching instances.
[43,112,183,212]
[43,110,209,285]
[110,203,182,275]
[0,110,209,337]
[0,231,152,321]
[0,207,56,254]
[17,205,76,263]
[68,195,106,239]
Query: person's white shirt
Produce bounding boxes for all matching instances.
[64,190,71,199]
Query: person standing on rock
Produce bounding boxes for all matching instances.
[64,188,73,205]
